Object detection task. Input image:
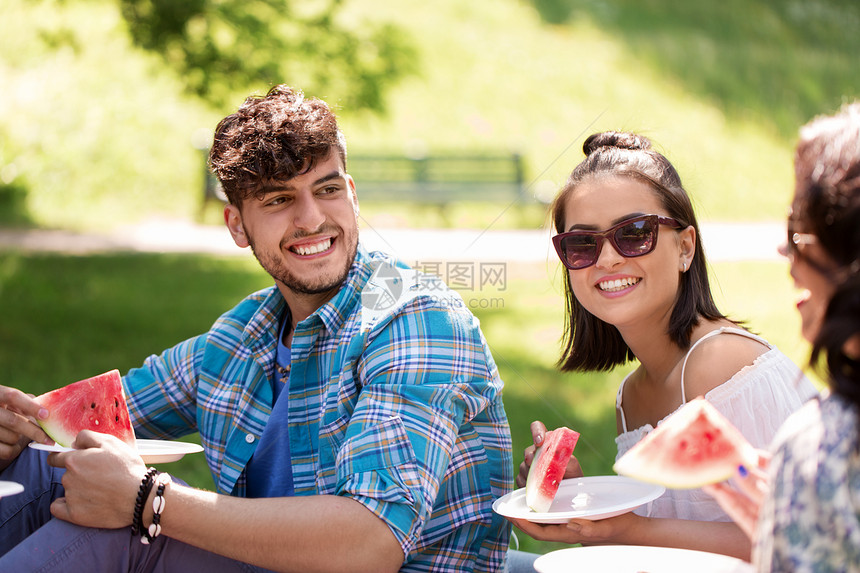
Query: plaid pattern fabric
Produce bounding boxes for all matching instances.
[123,247,513,571]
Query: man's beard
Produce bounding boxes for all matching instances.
[246,226,358,296]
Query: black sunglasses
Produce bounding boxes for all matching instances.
[553,214,683,270]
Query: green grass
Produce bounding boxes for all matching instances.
[1,0,857,230]
[0,249,820,555]
[526,0,859,138]
[340,0,797,223]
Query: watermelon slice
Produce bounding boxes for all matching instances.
[613,397,758,489]
[35,369,136,448]
[525,427,580,512]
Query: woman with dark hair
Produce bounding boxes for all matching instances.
[509,131,818,561]
[706,102,860,571]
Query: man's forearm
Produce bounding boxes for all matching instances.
[150,483,404,573]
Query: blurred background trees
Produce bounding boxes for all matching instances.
[118,0,416,113]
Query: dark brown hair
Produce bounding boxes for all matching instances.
[794,103,860,407]
[551,131,728,372]
[208,85,347,204]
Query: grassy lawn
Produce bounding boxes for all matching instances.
[2,0,856,230]
[0,248,818,555]
[523,0,859,140]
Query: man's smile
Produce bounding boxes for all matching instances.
[290,237,334,256]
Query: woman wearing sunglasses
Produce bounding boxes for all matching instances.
[509,131,817,561]
[705,103,860,571]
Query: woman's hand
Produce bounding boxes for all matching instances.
[47,430,147,529]
[702,450,770,541]
[508,511,643,545]
[0,385,52,466]
[516,420,583,488]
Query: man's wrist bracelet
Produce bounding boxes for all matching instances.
[141,472,172,545]
[131,467,158,536]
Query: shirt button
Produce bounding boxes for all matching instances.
[245,434,255,444]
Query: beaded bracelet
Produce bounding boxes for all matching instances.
[141,472,172,545]
[131,467,158,536]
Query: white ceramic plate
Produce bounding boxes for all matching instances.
[0,481,24,498]
[30,439,204,464]
[534,545,755,573]
[492,476,665,524]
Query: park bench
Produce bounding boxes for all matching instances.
[200,152,531,214]
[346,153,529,206]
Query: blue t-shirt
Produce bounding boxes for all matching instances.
[245,314,294,498]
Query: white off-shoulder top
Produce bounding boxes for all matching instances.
[615,327,819,521]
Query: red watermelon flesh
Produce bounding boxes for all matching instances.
[525,427,580,512]
[35,369,136,448]
[613,397,758,489]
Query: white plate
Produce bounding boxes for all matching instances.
[534,545,755,573]
[492,476,665,524]
[30,439,204,464]
[0,481,24,498]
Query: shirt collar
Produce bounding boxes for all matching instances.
[308,244,372,335]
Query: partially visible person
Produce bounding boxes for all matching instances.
[510,131,818,561]
[707,102,860,571]
[0,85,513,572]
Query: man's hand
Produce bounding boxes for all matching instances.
[515,420,583,488]
[0,386,52,465]
[703,451,770,541]
[47,430,147,529]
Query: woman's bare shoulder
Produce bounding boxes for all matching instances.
[682,327,770,397]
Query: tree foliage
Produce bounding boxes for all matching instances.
[118,0,417,113]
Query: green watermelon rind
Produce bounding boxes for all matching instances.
[39,419,76,448]
[35,369,136,448]
[613,397,758,490]
[37,405,84,448]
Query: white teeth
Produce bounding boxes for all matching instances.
[293,238,332,256]
[598,277,640,292]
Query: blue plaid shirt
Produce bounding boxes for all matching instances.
[123,247,513,571]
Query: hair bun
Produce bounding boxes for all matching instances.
[583,131,652,156]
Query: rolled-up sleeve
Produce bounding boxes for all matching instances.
[336,414,426,551]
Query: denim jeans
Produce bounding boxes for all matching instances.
[0,448,270,572]
[505,548,539,572]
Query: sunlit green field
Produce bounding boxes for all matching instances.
[1,0,857,230]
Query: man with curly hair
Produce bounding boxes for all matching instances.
[0,85,513,572]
